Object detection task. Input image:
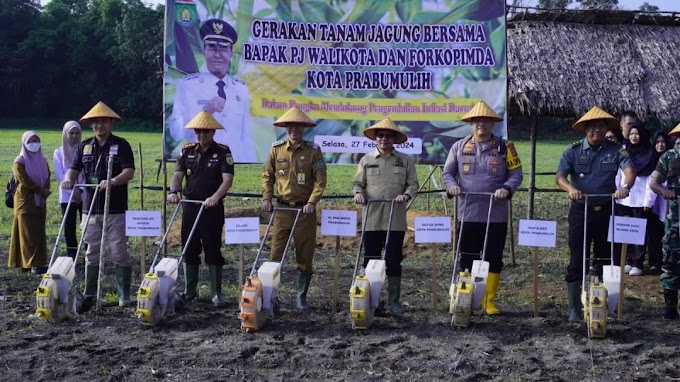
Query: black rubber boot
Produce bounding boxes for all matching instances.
[388,276,402,315]
[184,264,199,302]
[296,273,312,310]
[116,265,132,307]
[567,281,583,321]
[661,289,679,320]
[78,265,99,313]
[209,265,226,307]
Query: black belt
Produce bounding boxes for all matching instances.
[276,198,306,207]
[573,202,609,212]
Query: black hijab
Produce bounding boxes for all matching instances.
[623,123,656,177]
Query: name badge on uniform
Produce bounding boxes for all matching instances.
[83,144,93,156]
[110,144,119,155]
[90,176,99,184]
[297,173,306,185]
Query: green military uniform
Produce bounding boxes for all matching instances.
[651,149,680,291]
[262,139,327,273]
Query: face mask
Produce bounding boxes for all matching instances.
[26,143,41,153]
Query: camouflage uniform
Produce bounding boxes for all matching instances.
[651,149,680,291]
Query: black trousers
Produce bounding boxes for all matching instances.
[646,211,664,269]
[457,222,507,274]
[182,202,225,266]
[362,230,406,277]
[60,202,82,257]
[566,202,611,283]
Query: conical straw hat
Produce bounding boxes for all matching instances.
[572,106,619,132]
[363,118,408,144]
[80,101,122,122]
[184,111,224,130]
[669,122,680,137]
[461,101,503,122]
[273,105,316,127]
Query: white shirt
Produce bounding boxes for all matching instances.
[169,71,256,163]
[53,148,84,204]
[616,169,655,208]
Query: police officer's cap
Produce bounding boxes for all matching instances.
[200,19,237,47]
[185,111,224,130]
[80,101,122,123]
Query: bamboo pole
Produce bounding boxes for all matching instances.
[618,245,627,319]
[138,142,146,273]
[431,245,437,314]
[239,244,244,291]
[509,200,516,266]
[528,116,538,219]
[533,247,539,317]
[332,236,340,316]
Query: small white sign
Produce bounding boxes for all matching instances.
[608,216,647,245]
[225,217,260,244]
[320,209,358,237]
[125,211,162,237]
[414,217,452,243]
[518,219,557,248]
[314,135,422,155]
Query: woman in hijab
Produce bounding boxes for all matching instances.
[8,131,51,274]
[54,121,84,258]
[646,130,672,274]
[616,123,659,276]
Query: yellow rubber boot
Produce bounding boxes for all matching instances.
[482,272,501,315]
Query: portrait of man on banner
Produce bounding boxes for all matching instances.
[168,17,256,163]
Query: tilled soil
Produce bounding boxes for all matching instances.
[1,253,679,382]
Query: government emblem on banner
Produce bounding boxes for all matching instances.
[175,0,198,27]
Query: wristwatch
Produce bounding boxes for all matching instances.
[168,190,178,195]
[622,184,631,190]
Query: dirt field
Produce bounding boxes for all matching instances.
[1,206,679,381]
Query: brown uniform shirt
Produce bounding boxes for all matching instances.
[262,139,327,204]
[352,149,419,231]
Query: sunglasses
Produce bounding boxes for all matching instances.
[375,132,395,139]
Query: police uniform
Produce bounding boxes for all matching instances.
[176,141,234,265]
[70,134,135,267]
[352,149,418,277]
[170,72,254,162]
[557,138,632,283]
[262,139,327,274]
[442,135,523,273]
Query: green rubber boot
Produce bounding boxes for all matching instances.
[116,265,132,307]
[209,265,226,307]
[184,264,199,302]
[388,276,402,315]
[296,273,312,310]
[567,281,583,321]
[78,265,99,313]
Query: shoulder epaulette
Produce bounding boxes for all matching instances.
[272,140,285,147]
[231,76,246,85]
[306,140,319,149]
[217,143,229,150]
[182,73,200,81]
[183,142,197,149]
[570,141,582,148]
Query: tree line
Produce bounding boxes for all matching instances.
[0,0,163,122]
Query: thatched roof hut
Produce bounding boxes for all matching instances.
[507,6,680,122]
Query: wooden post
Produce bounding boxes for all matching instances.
[533,247,539,318]
[618,245,627,319]
[431,245,437,314]
[333,236,340,316]
[440,166,448,215]
[528,116,538,219]
[138,143,146,272]
[239,244,244,291]
[407,165,439,210]
[509,200,516,266]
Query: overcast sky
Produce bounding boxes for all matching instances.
[39,0,680,12]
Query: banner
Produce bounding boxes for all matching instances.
[163,0,507,164]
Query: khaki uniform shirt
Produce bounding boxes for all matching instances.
[352,149,419,231]
[262,140,327,205]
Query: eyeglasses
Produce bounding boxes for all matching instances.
[375,133,395,139]
[605,136,615,141]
